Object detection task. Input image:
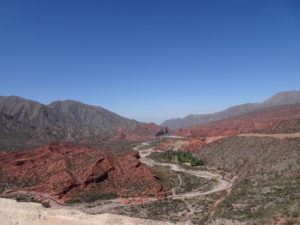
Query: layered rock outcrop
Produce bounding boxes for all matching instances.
[0,143,162,201]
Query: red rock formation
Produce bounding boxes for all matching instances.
[186,138,206,151]
[176,104,300,138]
[0,143,162,202]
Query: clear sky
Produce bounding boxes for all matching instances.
[0,0,299,123]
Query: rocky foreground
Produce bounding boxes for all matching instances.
[0,198,182,225]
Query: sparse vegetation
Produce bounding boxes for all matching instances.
[71,192,119,203]
[111,198,187,222]
[150,165,179,193]
[110,192,225,224]
[254,118,300,134]
[215,173,300,223]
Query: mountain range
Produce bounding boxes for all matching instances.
[161,90,300,130]
[1,91,300,225]
[0,96,167,150]
[1,90,299,150]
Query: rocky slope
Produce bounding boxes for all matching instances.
[162,90,300,130]
[254,117,300,134]
[48,100,137,130]
[195,135,300,178]
[0,143,163,202]
[192,118,300,224]
[0,96,168,150]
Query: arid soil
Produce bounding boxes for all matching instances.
[0,198,182,225]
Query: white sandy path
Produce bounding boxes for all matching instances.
[238,132,300,139]
[0,198,183,225]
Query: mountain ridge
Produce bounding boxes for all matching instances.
[161,90,300,130]
[0,96,163,150]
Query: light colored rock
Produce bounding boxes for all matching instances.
[0,198,182,225]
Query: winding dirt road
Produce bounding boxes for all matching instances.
[134,141,233,200]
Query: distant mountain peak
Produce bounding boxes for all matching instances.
[262,90,300,106]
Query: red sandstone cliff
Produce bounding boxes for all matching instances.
[0,143,162,202]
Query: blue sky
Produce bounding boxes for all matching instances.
[0,0,299,123]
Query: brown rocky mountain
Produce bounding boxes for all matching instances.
[0,96,168,150]
[162,90,300,130]
[48,100,138,130]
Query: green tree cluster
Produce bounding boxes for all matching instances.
[164,150,204,166]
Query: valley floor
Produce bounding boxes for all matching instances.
[0,140,236,225]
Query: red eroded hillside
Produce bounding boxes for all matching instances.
[176,104,300,138]
[0,143,162,202]
[112,123,169,141]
